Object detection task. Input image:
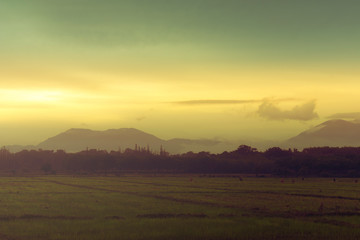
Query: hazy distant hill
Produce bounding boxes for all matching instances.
[9,120,360,154]
[4,145,36,153]
[164,138,237,154]
[37,128,165,153]
[286,119,360,149]
[34,128,236,154]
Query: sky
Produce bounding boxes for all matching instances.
[1,0,360,145]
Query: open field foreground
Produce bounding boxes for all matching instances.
[0,176,360,239]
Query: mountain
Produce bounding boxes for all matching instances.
[12,120,360,154]
[285,119,360,149]
[34,128,237,154]
[164,138,237,154]
[37,128,165,153]
[4,145,36,153]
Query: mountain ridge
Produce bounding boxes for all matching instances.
[5,119,360,153]
[285,119,360,148]
[37,128,165,153]
[32,127,238,154]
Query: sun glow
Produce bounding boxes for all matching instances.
[0,89,64,105]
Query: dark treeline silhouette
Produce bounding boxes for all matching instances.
[1,145,360,177]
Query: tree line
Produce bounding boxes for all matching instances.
[1,145,360,177]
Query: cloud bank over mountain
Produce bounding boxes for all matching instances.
[328,112,360,120]
[257,100,318,121]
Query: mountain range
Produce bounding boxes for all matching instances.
[5,128,239,154]
[4,119,360,153]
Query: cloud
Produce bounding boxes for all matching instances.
[172,100,261,105]
[172,98,297,105]
[257,100,318,121]
[136,116,147,122]
[327,112,360,120]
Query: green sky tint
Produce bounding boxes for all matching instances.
[2,0,360,63]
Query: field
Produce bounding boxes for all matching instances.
[0,175,360,239]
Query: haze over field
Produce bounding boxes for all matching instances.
[1,1,360,147]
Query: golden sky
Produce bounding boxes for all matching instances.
[1,0,360,145]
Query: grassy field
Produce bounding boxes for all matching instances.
[0,175,360,239]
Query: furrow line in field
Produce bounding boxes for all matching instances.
[112,180,360,198]
[228,190,360,201]
[41,178,360,202]
[41,179,237,209]
[286,192,360,200]
[110,179,240,192]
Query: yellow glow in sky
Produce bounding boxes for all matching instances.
[1,63,359,146]
[0,89,63,104]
